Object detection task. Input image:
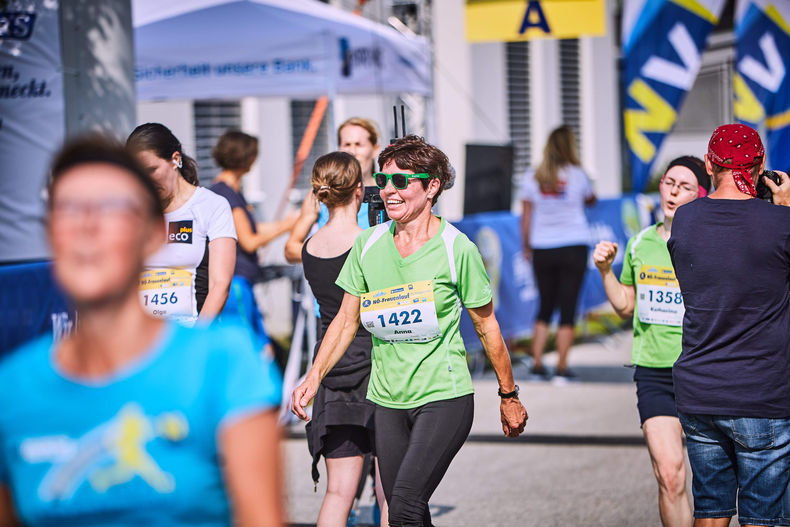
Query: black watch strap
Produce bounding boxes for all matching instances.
[498,385,519,398]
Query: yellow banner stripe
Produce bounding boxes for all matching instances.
[765,4,790,36]
[669,0,719,23]
[465,0,605,42]
[766,107,790,130]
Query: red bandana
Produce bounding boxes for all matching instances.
[707,124,764,197]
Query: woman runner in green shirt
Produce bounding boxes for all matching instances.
[593,157,709,527]
[292,136,527,527]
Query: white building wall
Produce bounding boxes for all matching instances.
[239,97,292,224]
[431,0,473,220]
[529,39,563,165]
[334,94,391,146]
[469,42,510,143]
[439,0,622,199]
[580,3,622,197]
[136,100,195,160]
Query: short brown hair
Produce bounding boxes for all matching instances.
[212,130,259,171]
[50,134,164,218]
[337,117,379,147]
[311,151,362,208]
[710,157,761,181]
[377,135,452,205]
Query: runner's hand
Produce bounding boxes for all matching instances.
[500,398,527,438]
[291,376,319,421]
[301,191,320,220]
[523,244,532,262]
[764,171,790,207]
[593,241,618,272]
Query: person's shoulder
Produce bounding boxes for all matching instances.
[443,220,473,248]
[753,198,790,216]
[563,164,587,178]
[167,321,258,370]
[673,198,703,220]
[185,320,253,350]
[519,169,537,193]
[197,185,230,204]
[359,221,392,243]
[628,224,657,248]
[208,181,235,201]
[194,187,234,229]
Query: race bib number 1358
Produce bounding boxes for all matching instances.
[636,265,684,326]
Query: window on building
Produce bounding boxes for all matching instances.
[506,41,530,177]
[290,100,332,191]
[559,38,581,152]
[193,100,241,186]
[674,61,734,134]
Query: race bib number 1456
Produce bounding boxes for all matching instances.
[138,268,193,319]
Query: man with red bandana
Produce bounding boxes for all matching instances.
[667,124,790,527]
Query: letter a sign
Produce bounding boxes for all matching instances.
[466,0,605,42]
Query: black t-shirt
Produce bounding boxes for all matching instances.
[668,197,790,417]
[209,181,259,283]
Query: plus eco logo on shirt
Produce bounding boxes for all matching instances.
[168,221,193,244]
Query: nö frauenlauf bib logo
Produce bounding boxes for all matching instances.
[168,220,193,244]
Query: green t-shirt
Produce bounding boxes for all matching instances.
[620,224,683,368]
[336,218,492,409]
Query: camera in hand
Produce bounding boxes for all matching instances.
[364,185,389,226]
[756,170,782,202]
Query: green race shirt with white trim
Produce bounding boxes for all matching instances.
[336,218,492,409]
[620,224,684,368]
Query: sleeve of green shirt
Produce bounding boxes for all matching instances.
[620,236,635,286]
[455,234,493,309]
[335,229,369,297]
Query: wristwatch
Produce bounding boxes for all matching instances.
[497,385,520,399]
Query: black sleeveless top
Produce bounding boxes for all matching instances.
[302,239,375,483]
[301,241,371,386]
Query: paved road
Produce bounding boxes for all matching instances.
[283,331,716,526]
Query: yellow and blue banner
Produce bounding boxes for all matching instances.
[622,0,725,191]
[734,1,790,172]
[466,0,605,42]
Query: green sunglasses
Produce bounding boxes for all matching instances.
[374,172,433,190]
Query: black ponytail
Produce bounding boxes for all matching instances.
[126,122,199,186]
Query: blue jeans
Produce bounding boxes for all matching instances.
[678,412,790,525]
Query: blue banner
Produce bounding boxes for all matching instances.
[453,195,653,349]
[0,262,75,355]
[621,0,725,191]
[734,1,790,172]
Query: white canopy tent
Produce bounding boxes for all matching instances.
[133,1,434,421]
[132,0,432,100]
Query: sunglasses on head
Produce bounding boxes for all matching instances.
[373,172,433,190]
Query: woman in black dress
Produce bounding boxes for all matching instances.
[301,152,386,526]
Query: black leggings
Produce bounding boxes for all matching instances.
[375,394,474,527]
[532,245,588,326]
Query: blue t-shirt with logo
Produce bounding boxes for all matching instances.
[0,322,282,526]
